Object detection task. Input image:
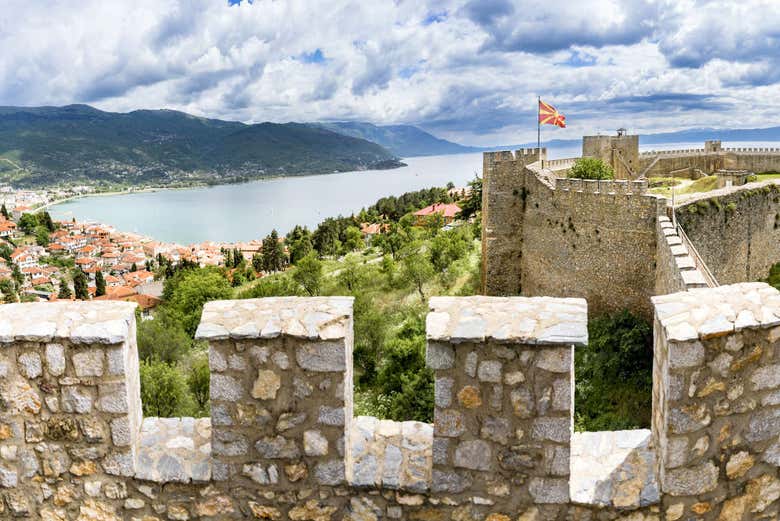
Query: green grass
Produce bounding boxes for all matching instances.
[757,172,780,180]
[677,175,719,194]
[648,177,683,188]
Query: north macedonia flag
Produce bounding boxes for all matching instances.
[539,100,566,128]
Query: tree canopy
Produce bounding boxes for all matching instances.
[568,157,615,180]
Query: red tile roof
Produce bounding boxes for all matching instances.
[413,202,461,218]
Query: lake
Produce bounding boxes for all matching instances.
[50,153,487,244]
[49,141,780,244]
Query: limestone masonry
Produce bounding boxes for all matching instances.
[481,133,780,318]
[1,136,780,519]
[0,282,778,520]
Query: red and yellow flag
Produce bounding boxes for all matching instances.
[539,100,566,128]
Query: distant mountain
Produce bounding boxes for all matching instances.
[316,121,780,160]
[515,126,780,152]
[0,105,402,188]
[315,121,482,157]
[638,126,780,144]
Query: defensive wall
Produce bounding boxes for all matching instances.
[481,148,664,318]
[676,180,780,286]
[638,141,780,179]
[0,286,779,520]
[482,138,780,318]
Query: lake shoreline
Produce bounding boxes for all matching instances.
[41,157,434,213]
[48,153,485,244]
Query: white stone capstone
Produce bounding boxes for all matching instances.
[0,301,136,344]
[195,297,353,341]
[427,296,587,346]
[653,282,780,341]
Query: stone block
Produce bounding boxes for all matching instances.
[296,341,346,372]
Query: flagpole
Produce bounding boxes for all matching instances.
[537,96,541,167]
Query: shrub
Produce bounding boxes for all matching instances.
[766,262,780,291]
[186,350,210,417]
[575,310,653,431]
[568,157,615,180]
[139,360,195,417]
[137,308,192,364]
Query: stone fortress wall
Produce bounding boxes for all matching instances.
[481,146,664,318]
[639,141,780,179]
[482,134,780,318]
[0,285,779,520]
[676,180,780,287]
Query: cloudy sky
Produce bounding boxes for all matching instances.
[1,0,778,145]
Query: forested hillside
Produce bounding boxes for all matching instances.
[0,105,402,187]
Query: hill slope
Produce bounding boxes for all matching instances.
[316,121,481,157]
[0,105,402,187]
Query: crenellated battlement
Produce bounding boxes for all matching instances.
[484,147,547,164]
[554,177,649,195]
[1,285,778,519]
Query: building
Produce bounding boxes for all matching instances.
[413,202,461,225]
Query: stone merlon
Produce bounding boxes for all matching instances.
[0,300,136,343]
[652,282,780,342]
[195,296,354,341]
[426,295,588,345]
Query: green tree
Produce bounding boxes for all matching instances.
[313,218,342,257]
[41,211,55,232]
[429,227,471,272]
[0,279,17,302]
[187,351,210,416]
[352,294,388,386]
[0,203,8,220]
[130,262,138,272]
[137,308,194,363]
[237,274,302,299]
[292,252,323,296]
[568,157,615,180]
[57,281,72,299]
[95,270,106,297]
[166,268,233,336]
[575,310,652,431]
[373,315,433,422]
[139,360,194,417]
[379,254,396,286]
[337,254,365,293]
[423,213,445,234]
[0,243,11,262]
[374,223,408,259]
[73,268,89,300]
[35,226,49,247]
[12,264,23,287]
[262,229,286,272]
[400,249,434,300]
[287,225,313,265]
[458,174,482,219]
[18,213,38,234]
[252,253,264,273]
[343,225,364,252]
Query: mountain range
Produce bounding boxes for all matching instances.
[1,104,780,188]
[316,121,780,157]
[0,105,403,188]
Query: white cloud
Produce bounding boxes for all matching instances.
[0,0,779,146]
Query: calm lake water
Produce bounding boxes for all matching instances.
[49,141,780,244]
[51,153,486,244]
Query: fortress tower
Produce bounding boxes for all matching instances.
[582,129,639,179]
